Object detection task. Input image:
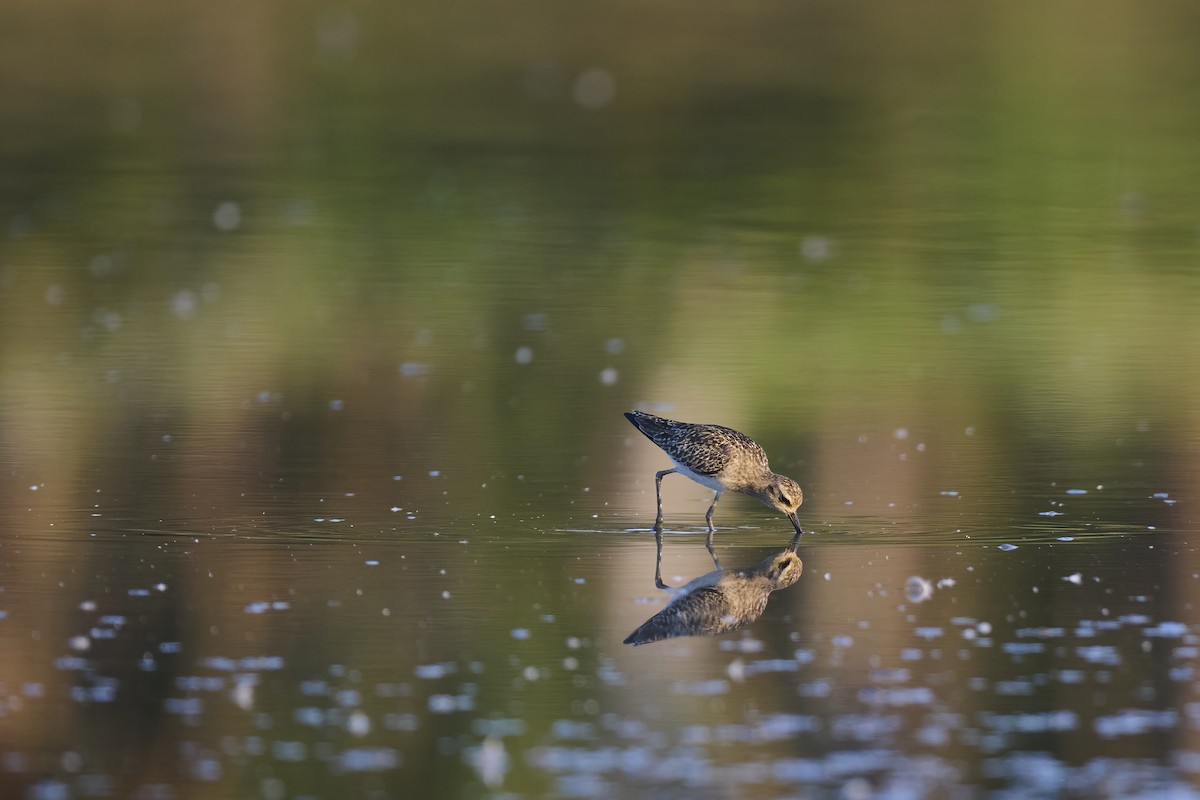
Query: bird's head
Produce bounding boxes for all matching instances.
[759,474,804,534]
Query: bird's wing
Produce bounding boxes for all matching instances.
[676,425,763,476]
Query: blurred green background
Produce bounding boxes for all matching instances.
[3,0,1199,494]
[2,1,1200,796]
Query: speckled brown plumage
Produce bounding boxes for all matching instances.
[624,412,768,480]
[624,548,803,645]
[625,410,805,559]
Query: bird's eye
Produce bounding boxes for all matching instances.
[779,493,790,504]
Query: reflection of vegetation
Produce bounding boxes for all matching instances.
[1,2,1196,520]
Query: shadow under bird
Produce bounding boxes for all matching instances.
[624,410,805,558]
[623,541,804,646]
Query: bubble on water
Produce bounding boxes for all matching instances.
[967,304,998,323]
[1065,489,1088,495]
[428,694,457,713]
[997,543,1018,551]
[171,289,198,320]
[469,736,509,789]
[1064,573,1083,585]
[522,312,548,331]
[1057,536,1075,542]
[399,362,428,378]
[347,710,371,737]
[1143,621,1188,637]
[573,68,615,109]
[213,201,241,231]
[29,780,71,800]
[604,337,624,355]
[69,636,90,652]
[893,428,909,440]
[1094,708,1176,738]
[940,490,959,497]
[93,308,122,332]
[514,346,534,365]
[329,399,344,411]
[281,198,315,228]
[599,367,619,386]
[273,741,307,762]
[800,235,834,262]
[511,628,530,640]
[233,679,255,711]
[905,576,934,603]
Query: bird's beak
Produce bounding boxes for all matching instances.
[787,512,804,550]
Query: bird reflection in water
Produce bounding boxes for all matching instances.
[624,531,804,646]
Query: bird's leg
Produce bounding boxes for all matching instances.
[654,527,670,590]
[705,491,723,570]
[653,469,676,531]
[704,491,722,533]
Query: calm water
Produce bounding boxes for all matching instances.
[3,1,1200,798]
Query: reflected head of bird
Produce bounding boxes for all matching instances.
[758,550,803,589]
